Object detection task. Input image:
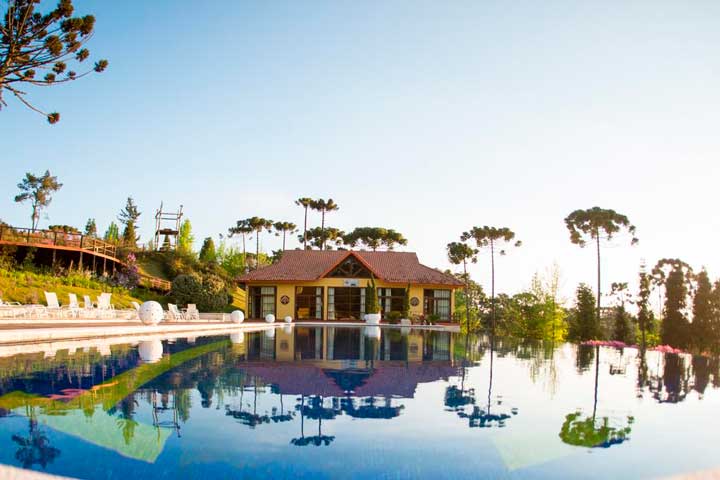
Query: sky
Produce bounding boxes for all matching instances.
[2,0,719,306]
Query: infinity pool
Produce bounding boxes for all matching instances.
[0,326,717,479]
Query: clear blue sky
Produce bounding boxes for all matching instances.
[2,0,719,304]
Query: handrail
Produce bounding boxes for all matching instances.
[0,225,118,258]
[0,225,172,292]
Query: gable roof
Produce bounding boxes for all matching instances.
[238,250,463,287]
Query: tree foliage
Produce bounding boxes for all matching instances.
[344,227,408,251]
[118,197,141,247]
[14,170,63,230]
[273,221,297,250]
[653,259,693,348]
[0,0,108,123]
[301,226,344,250]
[83,217,96,237]
[310,198,339,249]
[177,219,194,255]
[568,284,598,341]
[294,197,313,249]
[692,270,714,351]
[103,221,119,243]
[198,237,216,264]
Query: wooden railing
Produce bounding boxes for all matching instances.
[139,275,172,292]
[0,226,118,258]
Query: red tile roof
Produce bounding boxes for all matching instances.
[238,250,463,286]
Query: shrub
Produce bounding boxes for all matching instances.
[365,276,380,314]
[386,311,403,324]
[170,272,230,312]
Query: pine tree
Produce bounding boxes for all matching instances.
[568,284,598,341]
[692,270,714,352]
[199,237,217,264]
[84,218,97,237]
[118,197,141,247]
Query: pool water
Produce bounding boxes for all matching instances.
[0,326,717,479]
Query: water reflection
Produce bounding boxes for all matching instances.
[0,327,719,478]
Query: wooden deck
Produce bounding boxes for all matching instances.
[0,226,171,292]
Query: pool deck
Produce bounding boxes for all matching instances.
[0,318,459,348]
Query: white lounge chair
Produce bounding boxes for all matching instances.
[44,292,67,318]
[185,304,200,321]
[0,298,22,318]
[97,293,115,318]
[67,294,81,318]
[167,304,185,322]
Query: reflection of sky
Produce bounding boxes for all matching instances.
[0,337,718,479]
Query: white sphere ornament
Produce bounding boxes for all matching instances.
[364,326,381,339]
[264,328,276,339]
[138,339,163,363]
[230,332,245,344]
[282,324,293,335]
[265,314,276,323]
[231,310,245,324]
[138,301,163,326]
[284,316,293,324]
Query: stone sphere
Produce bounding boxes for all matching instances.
[138,301,163,325]
[264,328,276,339]
[265,314,276,323]
[138,339,163,363]
[282,324,293,335]
[230,310,245,324]
[230,332,245,344]
[284,316,293,324]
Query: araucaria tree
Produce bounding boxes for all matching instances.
[447,241,478,331]
[247,217,273,270]
[343,227,408,251]
[118,197,141,247]
[228,218,253,260]
[301,226,344,250]
[273,221,297,250]
[565,207,638,326]
[461,226,521,331]
[311,198,339,250]
[1,0,108,123]
[294,198,313,250]
[14,170,62,231]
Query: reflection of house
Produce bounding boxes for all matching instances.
[238,327,459,399]
[238,250,463,321]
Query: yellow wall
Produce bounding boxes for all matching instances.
[246,277,457,321]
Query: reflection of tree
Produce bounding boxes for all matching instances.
[576,344,595,373]
[654,353,690,404]
[269,388,294,423]
[112,394,138,445]
[12,417,61,469]
[445,336,475,412]
[291,395,337,447]
[342,397,404,419]
[559,412,633,448]
[225,378,270,428]
[560,345,634,449]
[451,335,517,428]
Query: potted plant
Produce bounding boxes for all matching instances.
[400,284,411,326]
[364,276,381,325]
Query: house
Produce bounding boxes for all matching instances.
[237,250,464,321]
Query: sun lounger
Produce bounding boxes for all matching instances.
[185,304,200,321]
[167,304,185,322]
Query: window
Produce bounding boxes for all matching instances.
[424,289,451,321]
[378,288,406,315]
[250,286,276,318]
[328,287,364,320]
[296,287,323,320]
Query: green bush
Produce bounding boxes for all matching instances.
[171,272,230,312]
[385,311,403,324]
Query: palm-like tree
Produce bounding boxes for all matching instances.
[461,226,521,331]
[273,221,298,250]
[311,198,339,250]
[447,241,478,331]
[565,207,638,325]
[294,197,314,249]
[247,217,274,269]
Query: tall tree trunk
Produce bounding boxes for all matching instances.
[256,230,260,270]
[593,345,600,421]
[321,210,326,250]
[596,231,601,332]
[463,259,470,332]
[491,239,496,332]
[303,207,308,250]
[282,231,286,250]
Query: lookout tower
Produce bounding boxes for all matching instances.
[154,202,183,251]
